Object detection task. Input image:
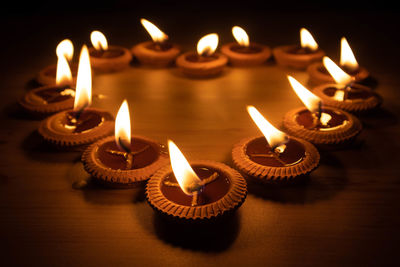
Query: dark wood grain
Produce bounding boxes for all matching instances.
[1,8,400,267]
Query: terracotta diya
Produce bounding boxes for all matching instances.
[88,30,132,73]
[232,106,319,182]
[176,33,228,78]
[82,100,169,188]
[220,26,271,67]
[37,39,78,86]
[19,42,75,117]
[131,18,181,67]
[273,28,325,69]
[38,45,114,150]
[146,140,247,221]
[283,76,362,145]
[307,37,370,85]
[311,57,381,112]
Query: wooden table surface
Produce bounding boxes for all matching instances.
[1,6,400,266]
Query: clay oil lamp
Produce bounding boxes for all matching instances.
[20,41,75,117]
[146,140,247,221]
[38,45,114,150]
[273,28,325,69]
[307,37,370,85]
[176,33,228,78]
[232,106,319,183]
[311,57,381,113]
[220,26,271,67]
[82,100,169,188]
[131,18,181,67]
[283,76,362,145]
[37,39,78,86]
[88,30,132,73]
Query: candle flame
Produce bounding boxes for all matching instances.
[168,140,202,196]
[140,18,168,43]
[90,31,108,51]
[55,56,73,86]
[247,106,288,150]
[340,37,359,72]
[232,26,249,47]
[287,76,321,114]
[56,39,74,61]
[323,57,353,85]
[115,100,131,152]
[74,45,92,112]
[300,28,318,51]
[197,33,219,57]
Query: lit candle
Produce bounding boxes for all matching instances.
[38,45,114,150]
[232,106,319,182]
[273,28,325,69]
[82,100,169,188]
[37,39,78,86]
[311,57,381,112]
[220,26,272,66]
[20,40,76,116]
[176,33,228,78]
[146,140,247,220]
[283,76,362,145]
[131,18,181,67]
[88,30,132,73]
[307,37,370,85]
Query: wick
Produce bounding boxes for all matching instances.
[106,145,150,170]
[249,146,289,166]
[66,109,91,127]
[163,172,219,206]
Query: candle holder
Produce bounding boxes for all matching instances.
[232,135,319,182]
[312,83,382,113]
[131,41,181,68]
[88,46,132,73]
[38,108,114,150]
[36,63,78,86]
[283,106,362,145]
[273,45,325,70]
[19,84,74,117]
[176,52,228,78]
[146,160,247,221]
[307,62,370,86]
[221,43,271,67]
[82,136,169,188]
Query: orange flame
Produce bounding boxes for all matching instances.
[197,33,219,56]
[247,106,287,149]
[140,18,168,43]
[90,31,108,50]
[323,57,353,85]
[340,37,359,72]
[168,140,202,196]
[287,76,321,114]
[74,45,92,112]
[56,39,74,61]
[115,100,131,152]
[300,28,318,51]
[232,26,249,47]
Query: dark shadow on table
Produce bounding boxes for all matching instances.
[153,211,240,252]
[2,101,44,121]
[246,151,348,204]
[21,130,82,163]
[359,107,398,129]
[73,178,146,205]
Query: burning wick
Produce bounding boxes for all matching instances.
[140,18,169,49]
[246,106,294,166]
[197,33,218,58]
[105,100,149,170]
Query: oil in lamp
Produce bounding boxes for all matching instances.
[146,140,247,220]
[283,76,362,145]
